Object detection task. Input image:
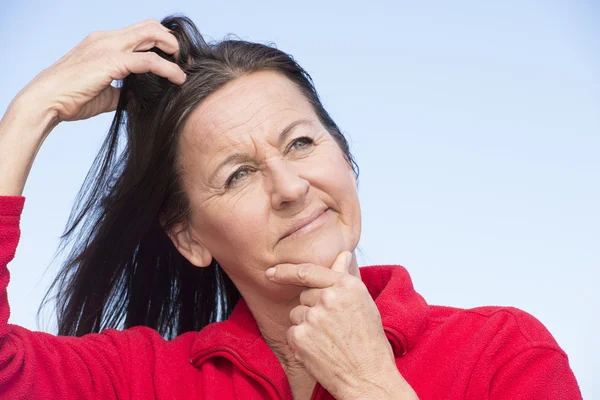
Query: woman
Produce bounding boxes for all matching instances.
[0,15,582,399]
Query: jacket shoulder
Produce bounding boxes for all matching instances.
[427,304,561,349]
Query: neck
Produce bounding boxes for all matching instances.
[232,253,360,398]
[241,254,360,364]
[244,292,300,367]
[244,291,316,399]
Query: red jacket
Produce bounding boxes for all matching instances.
[0,196,582,399]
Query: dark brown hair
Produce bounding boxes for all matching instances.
[44,14,358,339]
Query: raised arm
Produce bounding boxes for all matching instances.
[0,19,186,398]
[0,18,185,197]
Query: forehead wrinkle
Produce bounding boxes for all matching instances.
[196,78,303,143]
[186,74,312,152]
[182,107,251,173]
[208,90,266,131]
[193,94,272,156]
[207,109,318,181]
[194,76,288,139]
[177,130,241,190]
[222,101,312,154]
[182,72,320,185]
[209,116,258,160]
[182,87,251,153]
[245,105,302,137]
[265,107,314,137]
[193,83,249,131]
[214,96,283,143]
[204,101,296,172]
[206,139,247,176]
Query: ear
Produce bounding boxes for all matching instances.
[166,221,213,268]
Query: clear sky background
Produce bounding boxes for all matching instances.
[1,0,598,397]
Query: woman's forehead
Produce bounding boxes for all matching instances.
[182,71,315,151]
[177,71,319,183]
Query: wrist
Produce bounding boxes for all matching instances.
[349,367,417,400]
[0,100,59,196]
[4,93,60,142]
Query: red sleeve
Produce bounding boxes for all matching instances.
[490,346,582,399]
[0,196,140,399]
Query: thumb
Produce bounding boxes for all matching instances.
[331,251,352,274]
[68,85,122,121]
[101,85,122,113]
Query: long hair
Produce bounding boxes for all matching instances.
[43,14,359,339]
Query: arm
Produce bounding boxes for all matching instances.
[0,19,186,398]
[0,196,129,398]
[0,19,185,198]
[0,104,57,196]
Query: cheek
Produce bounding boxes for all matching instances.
[304,147,361,239]
[195,188,269,256]
[329,152,361,230]
[315,150,358,208]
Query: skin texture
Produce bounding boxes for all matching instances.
[168,71,416,399]
[267,253,418,399]
[169,70,361,299]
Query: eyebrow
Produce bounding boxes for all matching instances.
[209,119,313,183]
[278,118,313,147]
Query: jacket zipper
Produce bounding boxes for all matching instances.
[191,347,286,399]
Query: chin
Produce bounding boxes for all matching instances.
[274,208,360,267]
[278,233,355,268]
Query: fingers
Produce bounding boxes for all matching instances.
[289,305,310,325]
[266,252,355,288]
[122,52,186,84]
[330,251,353,274]
[125,23,180,56]
[119,21,184,80]
[299,288,321,307]
[100,85,121,114]
[121,18,170,34]
[266,263,340,288]
[85,19,184,81]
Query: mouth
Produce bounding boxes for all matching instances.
[280,207,330,241]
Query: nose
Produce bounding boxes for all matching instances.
[266,157,309,210]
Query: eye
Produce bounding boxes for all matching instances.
[286,136,314,153]
[225,166,253,189]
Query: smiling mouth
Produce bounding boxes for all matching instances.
[281,208,330,241]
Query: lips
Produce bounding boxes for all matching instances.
[280,207,329,241]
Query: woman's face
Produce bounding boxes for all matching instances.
[172,70,361,299]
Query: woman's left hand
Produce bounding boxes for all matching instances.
[265,252,418,400]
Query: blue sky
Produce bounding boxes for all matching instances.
[1,1,598,397]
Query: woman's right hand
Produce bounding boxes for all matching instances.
[0,19,186,196]
[14,18,186,125]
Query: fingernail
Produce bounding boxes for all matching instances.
[265,267,276,279]
[346,252,353,265]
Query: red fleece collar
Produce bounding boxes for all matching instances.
[189,266,429,390]
[362,265,429,356]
